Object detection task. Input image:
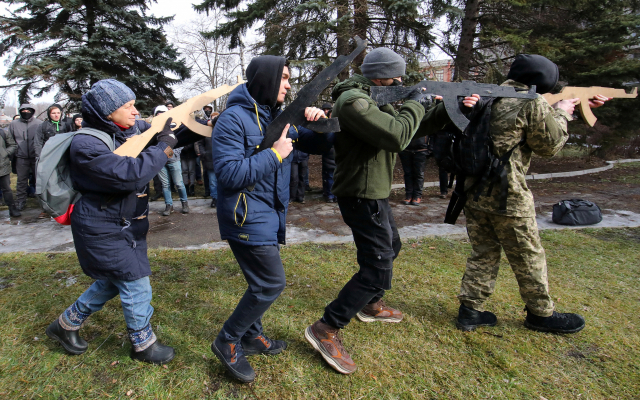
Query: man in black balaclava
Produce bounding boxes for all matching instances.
[209,55,335,383]
[8,104,42,210]
[455,54,610,334]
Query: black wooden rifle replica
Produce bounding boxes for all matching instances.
[255,36,368,151]
[370,81,538,131]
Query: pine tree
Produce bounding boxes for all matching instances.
[0,0,190,113]
[194,0,438,83]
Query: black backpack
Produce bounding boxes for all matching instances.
[432,98,525,224]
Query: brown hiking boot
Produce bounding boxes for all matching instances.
[410,197,422,206]
[356,299,403,323]
[401,195,411,205]
[305,320,356,375]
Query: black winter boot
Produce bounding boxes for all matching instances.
[524,307,585,334]
[130,341,175,365]
[456,304,498,331]
[241,334,287,356]
[9,204,22,217]
[45,318,88,355]
[210,198,217,208]
[211,337,255,383]
[162,204,173,216]
[181,201,189,214]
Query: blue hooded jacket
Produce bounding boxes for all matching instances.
[213,83,334,245]
[69,96,170,281]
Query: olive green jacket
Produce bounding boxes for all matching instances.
[331,74,450,199]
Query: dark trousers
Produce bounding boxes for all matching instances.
[181,158,196,185]
[152,174,162,195]
[195,156,202,181]
[322,148,336,199]
[202,166,210,196]
[218,242,286,343]
[438,165,449,195]
[0,174,14,206]
[16,157,36,204]
[323,197,402,329]
[399,150,428,199]
[290,160,308,202]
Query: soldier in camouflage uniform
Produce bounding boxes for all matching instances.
[456,54,610,334]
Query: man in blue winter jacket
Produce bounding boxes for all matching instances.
[211,56,334,383]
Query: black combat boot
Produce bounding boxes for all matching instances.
[241,334,287,356]
[45,318,88,355]
[181,201,189,214]
[9,204,22,217]
[130,341,175,365]
[211,337,255,383]
[456,304,498,331]
[524,307,585,334]
[210,198,217,208]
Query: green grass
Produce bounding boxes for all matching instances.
[1,228,639,399]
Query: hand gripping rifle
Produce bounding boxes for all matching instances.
[113,76,245,158]
[542,86,638,127]
[370,81,538,131]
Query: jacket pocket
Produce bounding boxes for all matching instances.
[244,135,263,158]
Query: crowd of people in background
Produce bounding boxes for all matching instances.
[0,98,450,220]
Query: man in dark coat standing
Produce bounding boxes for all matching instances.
[8,103,42,210]
[45,79,180,365]
[211,56,334,383]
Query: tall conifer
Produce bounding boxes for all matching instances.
[0,0,190,112]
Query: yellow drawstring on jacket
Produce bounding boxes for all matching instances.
[254,103,263,134]
[234,193,248,227]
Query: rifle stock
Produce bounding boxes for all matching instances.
[542,86,637,127]
[113,76,245,158]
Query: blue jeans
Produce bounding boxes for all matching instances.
[158,161,188,206]
[208,170,217,199]
[74,276,154,331]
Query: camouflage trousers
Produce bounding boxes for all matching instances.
[458,208,554,317]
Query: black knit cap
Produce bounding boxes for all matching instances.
[245,55,286,109]
[507,54,559,94]
[321,102,333,110]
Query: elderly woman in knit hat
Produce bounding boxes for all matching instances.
[45,79,179,365]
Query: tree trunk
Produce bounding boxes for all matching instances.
[453,0,481,81]
[336,0,350,81]
[352,0,368,72]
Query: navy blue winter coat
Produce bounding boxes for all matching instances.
[70,99,170,281]
[213,84,334,245]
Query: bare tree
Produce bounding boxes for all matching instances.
[170,12,248,111]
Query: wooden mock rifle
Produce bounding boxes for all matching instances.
[113,76,245,158]
[543,86,637,126]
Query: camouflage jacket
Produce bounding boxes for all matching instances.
[465,80,572,217]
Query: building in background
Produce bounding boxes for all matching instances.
[420,59,455,82]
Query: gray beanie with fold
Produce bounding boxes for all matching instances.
[84,79,136,118]
[361,48,406,79]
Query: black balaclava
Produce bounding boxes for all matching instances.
[203,107,212,118]
[20,109,34,121]
[245,55,286,109]
[507,54,559,94]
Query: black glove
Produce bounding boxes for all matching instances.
[156,118,178,149]
[407,88,437,109]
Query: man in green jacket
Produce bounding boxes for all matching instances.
[305,47,479,374]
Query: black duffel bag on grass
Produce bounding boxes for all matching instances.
[552,199,603,226]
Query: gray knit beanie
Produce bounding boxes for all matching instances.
[361,48,406,79]
[84,79,136,118]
